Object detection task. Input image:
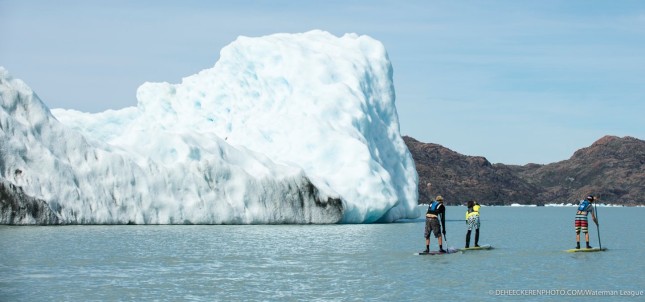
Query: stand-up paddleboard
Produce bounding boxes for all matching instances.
[415,248,461,255]
[458,244,493,251]
[565,247,607,253]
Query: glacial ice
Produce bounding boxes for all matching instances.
[0,30,419,224]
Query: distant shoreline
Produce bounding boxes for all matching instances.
[416,204,643,208]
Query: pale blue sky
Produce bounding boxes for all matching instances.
[2,0,644,164]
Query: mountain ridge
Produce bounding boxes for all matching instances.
[405,135,645,206]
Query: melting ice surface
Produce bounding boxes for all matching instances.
[0,30,419,224]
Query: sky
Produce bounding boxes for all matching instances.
[1,0,644,165]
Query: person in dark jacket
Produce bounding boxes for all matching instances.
[423,183,446,253]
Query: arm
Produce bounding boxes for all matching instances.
[591,211,598,225]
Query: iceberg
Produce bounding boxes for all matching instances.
[0,30,419,224]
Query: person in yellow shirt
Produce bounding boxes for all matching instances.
[465,200,480,248]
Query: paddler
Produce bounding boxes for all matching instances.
[423,182,447,253]
[574,195,599,249]
[465,200,480,248]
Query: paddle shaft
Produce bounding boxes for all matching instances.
[594,202,602,249]
[441,213,447,244]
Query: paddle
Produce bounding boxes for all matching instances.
[594,199,602,250]
[442,233,449,253]
[442,213,447,243]
[441,212,447,251]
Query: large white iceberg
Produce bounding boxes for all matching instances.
[0,30,419,224]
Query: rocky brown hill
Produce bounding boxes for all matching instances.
[405,135,645,206]
[404,136,541,205]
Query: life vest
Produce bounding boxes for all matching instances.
[466,208,479,220]
[427,201,442,215]
[578,200,591,212]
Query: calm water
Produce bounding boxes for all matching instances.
[1,207,643,301]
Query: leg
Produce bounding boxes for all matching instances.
[581,217,590,248]
[574,216,583,249]
[431,219,445,252]
[466,216,473,248]
[474,216,480,247]
[438,235,445,252]
[475,229,480,247]
[423,219,431,252]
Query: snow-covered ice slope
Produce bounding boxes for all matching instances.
[0,30,418,224]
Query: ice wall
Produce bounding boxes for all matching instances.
[1,30,418,224]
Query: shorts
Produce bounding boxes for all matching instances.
[574,214,588,234]
[424,217,442,239]
[467,215,480,231]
